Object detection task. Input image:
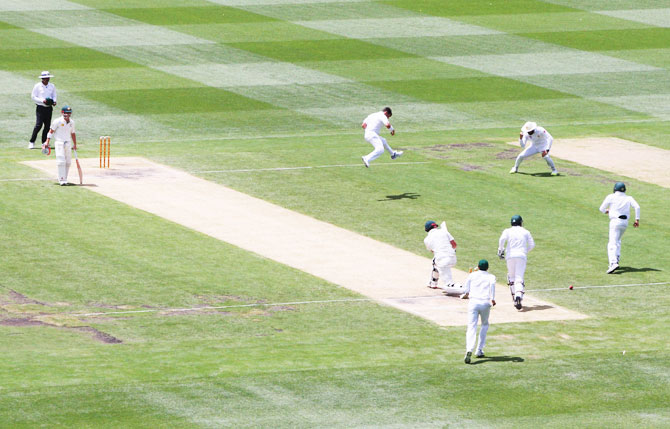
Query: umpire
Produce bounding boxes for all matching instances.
[29,71,57,149]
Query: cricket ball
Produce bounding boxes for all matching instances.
[569,285,573,290]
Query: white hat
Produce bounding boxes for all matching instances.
[39,71,53,79]
[521,121,537,133]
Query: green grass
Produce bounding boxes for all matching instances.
[1,0,670,426]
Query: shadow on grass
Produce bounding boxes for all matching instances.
[517,171,560,177]
[377,192,420,201]
[521,304,554,312]
[471,355,524,365]
[612,266,661,274]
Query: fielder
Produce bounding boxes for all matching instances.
[361,107,402,167]
[44,105,77,186]
[424,220,461,295]
[510,121,558,176]
[498,215,535,310]
[599,182,640,274]
[29,71,57,149]
[462,259,496,364]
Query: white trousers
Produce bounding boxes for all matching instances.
[514,145,556,171]
[608,218,628,265]
[54,140,72,184]
[363,132,395,164]
[430,254,457,286]
[466,300,491,353]
[506,257,527,299]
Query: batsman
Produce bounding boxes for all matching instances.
[424,220,461,294]
[44,105,77,186]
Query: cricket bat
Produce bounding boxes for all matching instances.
[73,149,83,185]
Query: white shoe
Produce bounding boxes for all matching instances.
[391,151,403,160]
[551,170,559,176]
[509,167,518,173]
[606,263,619,274]
[28,142,35,149]
[361,156,369,168]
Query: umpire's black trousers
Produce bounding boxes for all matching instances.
[30,105,53,144]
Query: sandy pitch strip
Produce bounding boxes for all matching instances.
[23,157,586,326]
[510,137,670,189]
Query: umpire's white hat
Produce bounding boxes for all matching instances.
[521,121,537,133]
[39,71,53,79]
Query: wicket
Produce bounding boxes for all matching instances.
[99,136,110,168]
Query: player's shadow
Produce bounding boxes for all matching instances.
[526,172,560,177]
[377,192,421,201]
[612,266,661,274]
[471,355,524,365]
[520,304,554,312]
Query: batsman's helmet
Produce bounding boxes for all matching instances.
[511,215,523,226]
[478,259,489,271]
[61,105,72,114]
[425,220,438,232]
[614,182,626,193]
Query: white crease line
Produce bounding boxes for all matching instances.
[73,295,448,317]
[0,177,51,182]
[48,281,670,318]
[196,162,428,173]
[529,281,670,292]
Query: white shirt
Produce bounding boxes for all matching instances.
[50,116,75,141]
[520,126,552,151]
[463,269,496,303]
[424,222,455,257]
[31,82,57,107]
[363,111,390,135]
[600,192,640,220]
[499,226,535,259]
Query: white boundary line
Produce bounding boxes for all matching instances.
[195,161,429,173]
[529,281,670,292]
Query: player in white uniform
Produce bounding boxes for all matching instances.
[510,121,558,176]
[424,220,461,295]
[599,182,640,274]
[498,215,535,310]
[462,259,496,364]
[361,107,402,167]
[44,105,77,186]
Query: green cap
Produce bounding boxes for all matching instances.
[478,259,489,271]
[425,220,438,232]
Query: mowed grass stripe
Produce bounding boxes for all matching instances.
[596,8,670,27]
[433,51,658,77]
[294,17,501,38]
[240,1,418,21]
[455,11,652,33]
[0,0,90,11]
[380,0,578,16]
[521,28,670,51]
[104,5,278,24]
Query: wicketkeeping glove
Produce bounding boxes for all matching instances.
[497,249,505,260]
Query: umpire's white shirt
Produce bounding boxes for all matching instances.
[363,111,390,135]
[31,82,57,107]
[499,226,535,259]
[600,192,640,220]
[521,126,552,151]
[424,223,455,257]
[463,270,496,303]
[50,116,75,141]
